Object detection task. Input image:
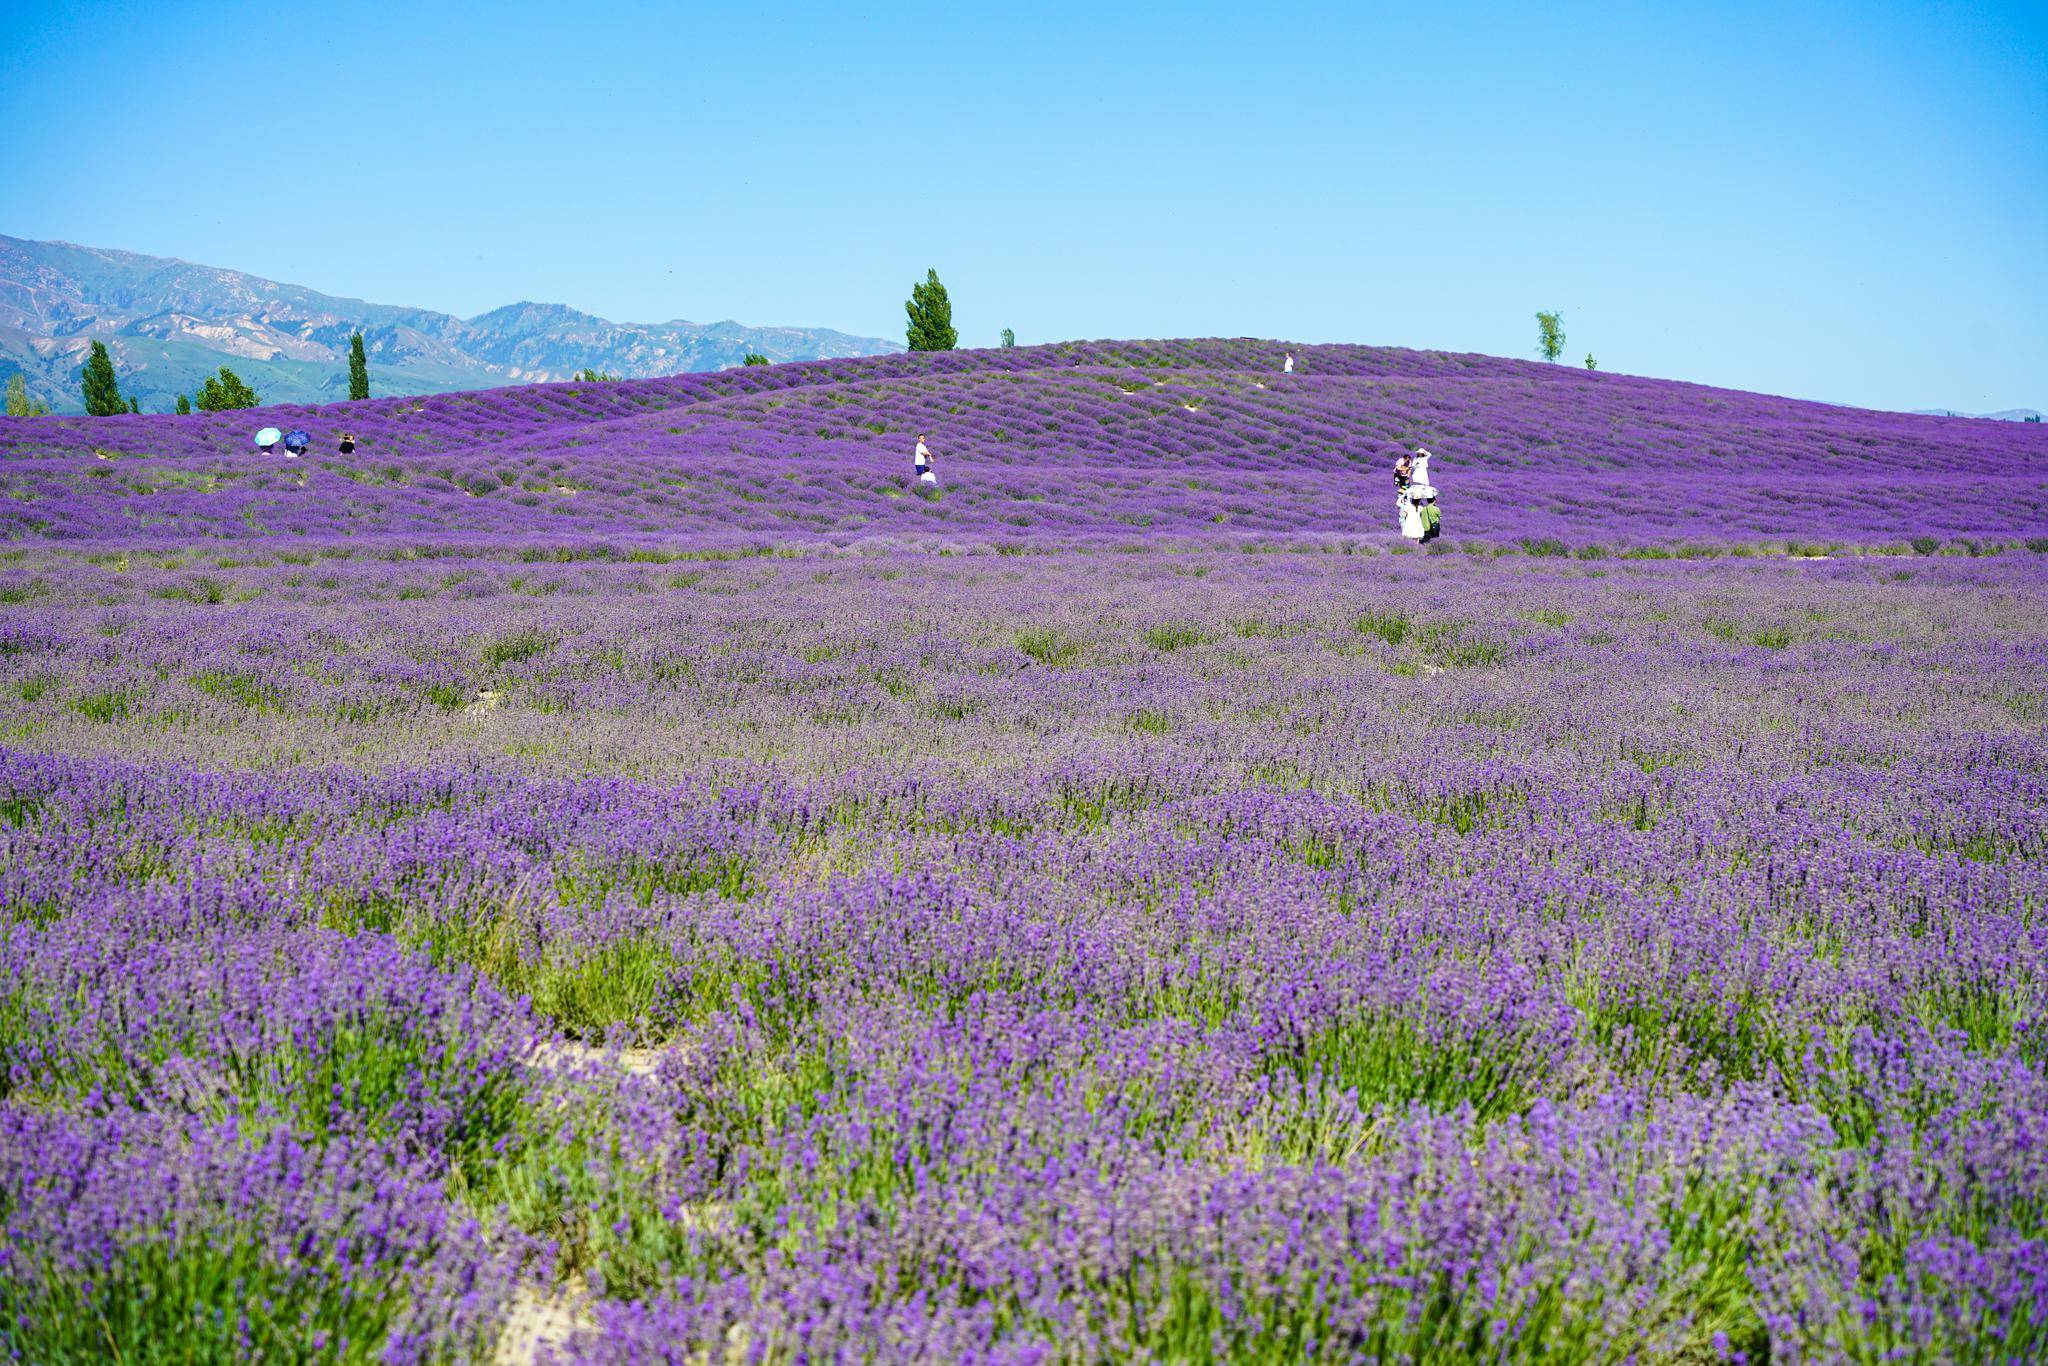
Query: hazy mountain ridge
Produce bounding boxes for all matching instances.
[0,235,899,412]
[1910,408,2043,422]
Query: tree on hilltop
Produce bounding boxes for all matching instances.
[905,270,957,352]
[743,352,769,366]
[574,367,619,383]
[1535,311,1566,363]
[1000,328,1015,349]
[1584,353,1598,371]
[5,374,49,416]
[348,332,371,401]
[194,368,260,411]
[80,342,128,416]
[174,394,192,415]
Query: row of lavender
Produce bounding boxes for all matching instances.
[2,548,2044,1359]
[5,341,2043,548]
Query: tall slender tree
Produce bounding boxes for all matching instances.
[1534,311,1566,363]
[80,341,126,416]
[999,328,1016,349]
[905,270,958,352]
[174,393,192,415]
[347,332,371,401]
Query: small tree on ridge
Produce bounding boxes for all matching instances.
[1584,353,1598,371]
[905,270,957,352]
[348,332,371,401]
[743,352,769,366]
[4,374,49,417]
[1535,311,1565,363]
[1000,328,1015,349]
[194,367,260,411]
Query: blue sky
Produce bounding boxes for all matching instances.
[2,1,2042,411]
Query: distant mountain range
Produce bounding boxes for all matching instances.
[1910,408,2043,423]
[0,234,899,413]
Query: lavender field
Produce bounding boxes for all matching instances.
[2,342,2046,1363]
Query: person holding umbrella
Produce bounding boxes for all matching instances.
[282,429,311,458]
[254,426,282,455]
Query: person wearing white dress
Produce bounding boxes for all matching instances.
[914,434,937,485]
[1283,353,1295,374]
[1398,489,1425,540]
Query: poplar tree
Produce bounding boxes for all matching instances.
[1535,311,1566,363]
[905,270,957,351]
[348,332,371,401]
[81,342,126,415]
[1000,328,1015,349]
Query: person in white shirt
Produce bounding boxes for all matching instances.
[1283,353,1295,374]
[914,434,937,484]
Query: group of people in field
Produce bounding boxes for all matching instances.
[253,427,354,459]
[1394,447,1441,542]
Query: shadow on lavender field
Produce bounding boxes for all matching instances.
[1,343,2045,1362]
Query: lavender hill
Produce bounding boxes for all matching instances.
[0,342,2044,1363]
[4,339,2044,551]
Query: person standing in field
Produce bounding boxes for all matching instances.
[1283,353,1295,374]
[914,433,937,485]
[1395,453,1422,539]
